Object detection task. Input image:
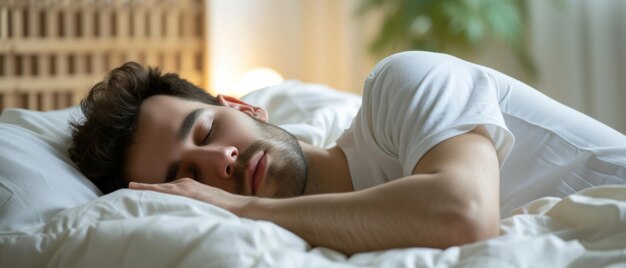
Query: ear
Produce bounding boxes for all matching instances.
[217,94,269,122]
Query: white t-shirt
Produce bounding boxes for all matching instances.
[336,51,626,217]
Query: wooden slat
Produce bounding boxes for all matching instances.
[4,91,15,109]
[91,50,105,75]
[117,7,128,38]
[0,75,100,91]
[28,7,37,40]
[39,50,50,76]
[5,51,14,77]
[11,7,22,40]
[40,90,52,110]
[1,7,8,39]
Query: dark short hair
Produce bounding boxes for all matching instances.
[69,62,218,194]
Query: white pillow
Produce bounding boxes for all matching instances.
[242,80,362,148]
[0,81,362,232]
[0,107,100,232]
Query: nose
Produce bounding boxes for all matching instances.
[188,145,238,179]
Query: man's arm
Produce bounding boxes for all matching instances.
[130,127,500,255]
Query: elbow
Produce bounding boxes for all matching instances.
[456,216,499,246]
[445,202,500,247]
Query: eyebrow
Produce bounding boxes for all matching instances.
[165,108,205,182]
[179,108,205,141]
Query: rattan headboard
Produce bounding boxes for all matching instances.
[0,0,207,111]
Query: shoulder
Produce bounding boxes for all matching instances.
[367,51,466,83]
[363,52,477,102]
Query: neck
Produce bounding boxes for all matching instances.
[299,142,353,195]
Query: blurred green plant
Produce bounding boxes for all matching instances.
[357,0,536,76]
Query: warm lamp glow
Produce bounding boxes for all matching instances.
[238,67,285,94]
[213,67,284,98]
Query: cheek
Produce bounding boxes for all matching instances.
[222,117,260,145]
[221,127,249,147]
[126,142,171,184]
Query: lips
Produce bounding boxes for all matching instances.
[253,153,267,194]
[246,151,267,195]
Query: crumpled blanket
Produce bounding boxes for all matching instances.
[2,185,626,267]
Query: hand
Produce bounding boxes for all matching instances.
[128,178,254,216]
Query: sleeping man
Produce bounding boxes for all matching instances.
[69,51,626,255]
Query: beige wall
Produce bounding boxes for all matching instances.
[206,0,533,95]
[206,0,378,95]
[207,0,625,133]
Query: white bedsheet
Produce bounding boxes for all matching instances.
[2,186,625,267]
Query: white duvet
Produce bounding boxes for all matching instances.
[1,81,624,267]
[2,185,625,267]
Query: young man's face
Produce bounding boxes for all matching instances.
[125,95,307,198]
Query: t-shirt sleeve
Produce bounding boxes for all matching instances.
[359,51,515,176]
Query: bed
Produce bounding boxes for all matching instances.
[1,81,626,267]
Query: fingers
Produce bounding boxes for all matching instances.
[128,181,177,195]
[128,182,145,189]
[172,177,195,184]
[128,181,166,190]
[128,179,198,197]
[126,179,244,214]
[128,178,193,188]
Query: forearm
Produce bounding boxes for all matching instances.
[129,128,501,254]
[239,173,499,255]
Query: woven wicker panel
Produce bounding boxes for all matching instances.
[0,0,206,111]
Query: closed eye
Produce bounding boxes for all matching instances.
[201,121,214,145]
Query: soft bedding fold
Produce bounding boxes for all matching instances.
[2,186,626,267]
